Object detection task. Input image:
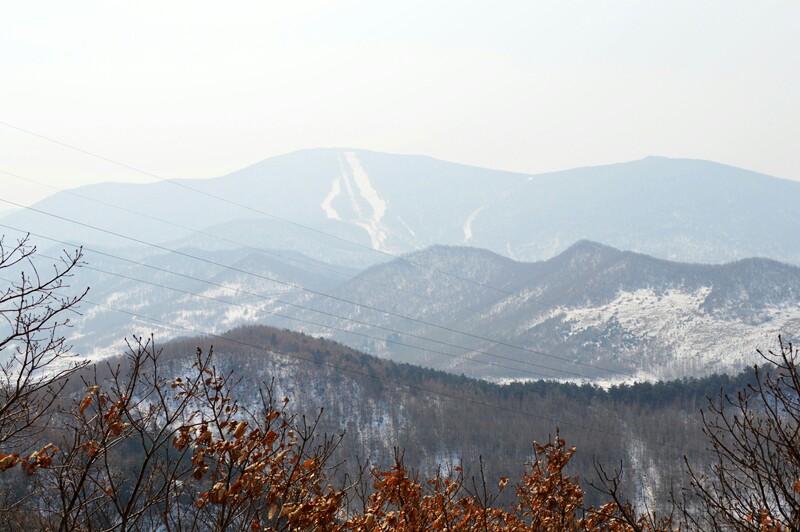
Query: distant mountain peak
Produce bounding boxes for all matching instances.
[551,240,622,266]
[561,240,618,255]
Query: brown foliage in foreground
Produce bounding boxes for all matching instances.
[0,338,652,531]
[338,436,652,531]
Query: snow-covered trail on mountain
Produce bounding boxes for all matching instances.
[345,152,389,251]
[321,178,342,220]
[319,152,392,251]
[462,206,484,243]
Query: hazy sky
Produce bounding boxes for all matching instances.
[2,0,798,207]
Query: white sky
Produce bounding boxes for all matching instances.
[1,0,798,207]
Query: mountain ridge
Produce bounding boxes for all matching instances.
[5,149,799,266]
[51,237,800,383]
[278,241,800,381]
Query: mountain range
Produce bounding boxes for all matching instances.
[2,149,799,383]
[220,241,800,382]
[45,240,800,383]
[4,149,800,267]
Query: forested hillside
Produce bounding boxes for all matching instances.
[22,325,755,512]
[158,326,755,508]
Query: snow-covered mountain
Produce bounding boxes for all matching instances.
[268,242,800,382]
[5,149,799,382]
[4,149,800,267]
[61,245,356,360]
[59,240,800,383]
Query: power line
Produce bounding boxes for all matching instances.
[2,166,544,340]
[26,249,572,380]
[1,167,532,335]
[0,119,556,310]
[0,225,578,379]
[70,295,710,458]
[0,199,632,378]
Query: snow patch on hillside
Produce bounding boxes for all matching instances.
[321,178,342,220]
[462,206,484,243]
[220,302,265,329]
[626,433,660,510]
[561,287,800,377]
[563,287,714,334]
[485,288,551,321]
[396,215,417,238]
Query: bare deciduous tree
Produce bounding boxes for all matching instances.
[0,233,87,453]
[677,336,800,530]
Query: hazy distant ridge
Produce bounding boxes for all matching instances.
[5,149,799,266]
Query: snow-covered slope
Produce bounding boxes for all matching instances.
[272,242,800,382]
[61,245,356,360]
